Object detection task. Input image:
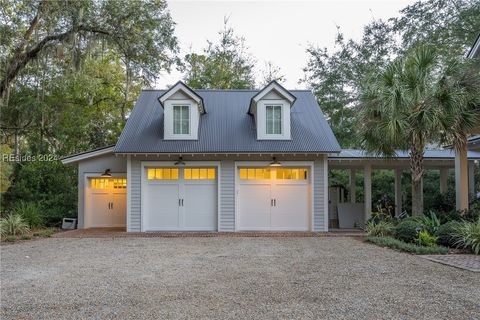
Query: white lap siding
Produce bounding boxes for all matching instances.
[127,155,327,232]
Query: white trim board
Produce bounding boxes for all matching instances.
[61,146,115,164]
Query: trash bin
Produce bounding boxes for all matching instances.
[62,218,77,230]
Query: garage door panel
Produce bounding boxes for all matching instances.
[145,183,179,230]
[238,184,271,230]
[184,184,217,230]
[271,184,309,231]
[90,193,111,227]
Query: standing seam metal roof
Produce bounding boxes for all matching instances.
[114,89,341,153]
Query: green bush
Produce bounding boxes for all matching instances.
[436,221,461,247]
[3,161,77,226]
[394,219,421,243]
[365,236,449,254]
[0,214,30,237]
[365,220,395,237]
[451,218,480,255]
[416,230,438,247]
[11,201,43,228]
[413,211,441,234]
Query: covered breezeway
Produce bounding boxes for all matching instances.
[327,149,480,229]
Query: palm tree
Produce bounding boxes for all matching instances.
[359,46,480,216]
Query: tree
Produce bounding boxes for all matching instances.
[260,61,285,87]
[358,46,479,215]
[0,0,178,101]
[183,20,255,89]
[303,0,480,147]
[0,145,14,194]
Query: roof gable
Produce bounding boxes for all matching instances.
[158,81,205,114]
[248,81,296,114]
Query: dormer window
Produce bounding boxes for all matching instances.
[249,81,296,140]
[173,105,190,135]
[158,82,205,140]
[266,105,282,135]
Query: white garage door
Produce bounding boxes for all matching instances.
[237,167,310,231]
[143,167,217,231]
[87,178,127,228]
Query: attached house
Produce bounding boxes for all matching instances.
[62,81,340,232]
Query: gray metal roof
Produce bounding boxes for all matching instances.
[331,149,480,159]
[114,89,341,153]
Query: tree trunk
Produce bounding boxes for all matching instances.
[410,140,425,216]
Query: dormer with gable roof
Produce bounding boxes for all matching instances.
[158,81,205,140]
[248,81,296,140]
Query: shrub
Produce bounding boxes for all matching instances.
[11,201,43,228]
[436,221,461,247]
[2,161,77,227]
[365,236,448,254]
[394,219,421,243]
[365,220,395,237]
[416,230,438,247]
[0,214,30,236]
[413,211,441,234]
[20,235,32,240]
[451,218,480,255]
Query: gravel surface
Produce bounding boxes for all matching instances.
[1,237,479,319]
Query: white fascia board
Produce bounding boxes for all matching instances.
[61,146,115,164]
[253,82,296,105]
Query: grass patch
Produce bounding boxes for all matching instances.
[365,236,449,255]
[4,235,17,242]
[20,235,32,240]
[32,228,57,238]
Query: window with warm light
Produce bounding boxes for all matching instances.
[113,178,127,189]
[91,178,111,189]
[239,168,307,180]
[147,168,179,180]
[276,168,308,180]
[184,168,216,180]
[239,168,272,180]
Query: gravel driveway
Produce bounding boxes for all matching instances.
[1,237,479,319]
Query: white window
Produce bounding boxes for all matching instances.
[173,105,190,135]
[256,100,291,140]
[266,105,282,135]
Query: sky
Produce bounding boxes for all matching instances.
[157,0,416,89]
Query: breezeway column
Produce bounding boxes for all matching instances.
[469,161,475,198]
[394,168,402,217]
[439,168,448,194]
[364,164,372,221]
[455,146,469,210]
[349,169,357,203]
